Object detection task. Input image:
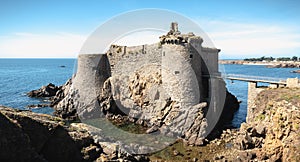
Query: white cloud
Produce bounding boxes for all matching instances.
[0,32,86,58]
[106,20,300,58]
[113,30,164,46]
[1,20,300,58]
[197,20,300,58]
[0,30,165,58]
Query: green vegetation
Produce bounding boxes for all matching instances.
[266,102,274,110]
[84,118,174,148]
[292,56,298,61]
[111,120,148,134]
[255,114,266,121]
[293,123,299,130]
[244,56,275,61]
[277,57,291,61]
[149,139,229,161]
[244,56,299,62]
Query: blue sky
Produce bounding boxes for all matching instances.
[1,0,300,58]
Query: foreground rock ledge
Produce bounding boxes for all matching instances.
[0,106,148,162]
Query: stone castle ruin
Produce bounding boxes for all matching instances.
[53,22,238,153]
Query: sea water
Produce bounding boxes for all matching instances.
[0,59,75,114]
[0,59,299,127]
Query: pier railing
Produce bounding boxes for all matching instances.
[222,74,287,84]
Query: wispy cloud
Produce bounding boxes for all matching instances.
[0,32,86,58]
[1,20,300,58]
[198,20,300,58]
[113,30,164,46]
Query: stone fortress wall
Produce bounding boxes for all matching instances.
[68,22,227,146]
[104,22,221,103]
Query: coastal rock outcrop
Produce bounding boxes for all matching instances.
[27,78,76,118]
[0,106,100,161]
[219,59,300,68]
[218,60,244,65]
[47,70,239,149]
[0,106,149,162]
[291,69,300,73]
[196,88,300,161]
[50,78,73,106]
[242,88,300,161]
[50,78,78,120]
[27,83,60,98]
[29,78,240,148]
[266,62,300,68]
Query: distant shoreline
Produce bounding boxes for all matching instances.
[219,60,300,69]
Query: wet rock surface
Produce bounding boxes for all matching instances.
[27,103,51,108]
[27,78,77,120]
[291,69,300,73]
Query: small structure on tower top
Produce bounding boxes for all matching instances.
[170,22,181,35]
[160,22,198,45]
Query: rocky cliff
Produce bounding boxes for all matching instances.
[0,106,150,161]
[24,85,300,161]
[183,87,300,161]
[0,106,98,161]
[237,88,300,161]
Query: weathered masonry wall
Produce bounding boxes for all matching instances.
[105,42,204,110]
[247,82,264,122]
[105,38,221,105]
[189,37,219,75]
[106,43,162,76]
[71,54,106,118]
[287,78,300,88]
[161,43,200,104]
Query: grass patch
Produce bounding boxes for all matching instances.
[255,114,265,121]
